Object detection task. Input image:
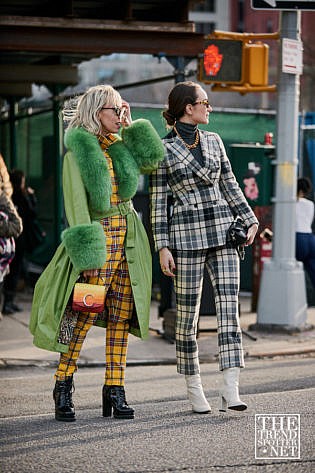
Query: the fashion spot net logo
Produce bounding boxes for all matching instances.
[255,414,300,460]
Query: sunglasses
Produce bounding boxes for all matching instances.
[101,106,121,116]
[193,99,210,107]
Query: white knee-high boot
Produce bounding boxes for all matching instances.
[185,374,211,414]
[219,367,247,412]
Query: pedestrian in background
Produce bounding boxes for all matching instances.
[0,152,13,199]
[0,187,23,320]
[3,169,44,315]
[30,84,164,422]
[150,81,258,414]
[296,177,315,288]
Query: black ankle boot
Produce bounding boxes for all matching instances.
[53,377,76,422]
[102,385,134,419]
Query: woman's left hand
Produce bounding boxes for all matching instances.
[120,101,132,127]
[245,223,259,246]
[82,269,99,278]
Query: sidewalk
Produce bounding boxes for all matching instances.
[0,290,315,369]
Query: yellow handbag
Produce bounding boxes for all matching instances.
[72,282,106,313]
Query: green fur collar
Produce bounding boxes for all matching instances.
[64,127,140,213]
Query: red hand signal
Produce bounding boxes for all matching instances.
[203,44,223,76]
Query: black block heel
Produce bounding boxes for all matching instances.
[102,386,112,417]
[102,385,134,419]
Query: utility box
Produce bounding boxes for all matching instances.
[252,206,273,311]
[229,143,275,292]
[229,143,275,207]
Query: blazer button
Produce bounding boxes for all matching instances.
[132,281,138,286]
[128,258,134,264]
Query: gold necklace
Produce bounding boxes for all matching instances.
[174,125,200,150]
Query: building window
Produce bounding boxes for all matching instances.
[195,22,216,35]
[192,0,215,13]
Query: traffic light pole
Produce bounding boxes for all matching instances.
[256,10,308,330]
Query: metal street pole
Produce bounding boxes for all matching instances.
[256,10,308,329]
[52,85,63,247]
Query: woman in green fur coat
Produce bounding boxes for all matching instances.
[29,85,164,422]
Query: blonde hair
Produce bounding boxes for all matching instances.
[63,85,122,135]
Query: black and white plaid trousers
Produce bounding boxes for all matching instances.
[173,246,244,374]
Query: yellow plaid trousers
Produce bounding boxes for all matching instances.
[55,225,133,386]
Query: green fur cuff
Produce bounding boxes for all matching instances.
[108,140,140,199]
[121,119,165,174]
[61,222,106,271]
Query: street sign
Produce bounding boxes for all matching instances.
[251,0,315,9]
[282,38,303,74]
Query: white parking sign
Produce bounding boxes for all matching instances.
[282,38,303,74]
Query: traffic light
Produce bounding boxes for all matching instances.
[198,39,244,85]
[198,34,272,91]
[244,42,269,86]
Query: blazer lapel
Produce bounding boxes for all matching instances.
[165,136,213,183]
[199,131,211,170]
[200,130,221,173]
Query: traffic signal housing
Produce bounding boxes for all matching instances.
[198,32,277,93]
[244,42,269,86]
[200,39,244,84]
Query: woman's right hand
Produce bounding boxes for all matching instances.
[159,248,176,278]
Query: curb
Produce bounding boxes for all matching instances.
[244,347,315,358]
[0,358,178,369]
[1,348,315,370]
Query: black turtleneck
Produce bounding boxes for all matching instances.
[169,121,204,166]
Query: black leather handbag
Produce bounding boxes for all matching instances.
[227,217,247,259]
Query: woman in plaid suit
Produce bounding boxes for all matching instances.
[150,81,259,413]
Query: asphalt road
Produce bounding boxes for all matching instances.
[0,357,314,473]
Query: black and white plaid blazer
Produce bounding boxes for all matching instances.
[150,129,259,252]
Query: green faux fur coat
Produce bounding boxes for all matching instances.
[29,119,164,353]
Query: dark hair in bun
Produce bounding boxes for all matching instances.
[163,81,201,126]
